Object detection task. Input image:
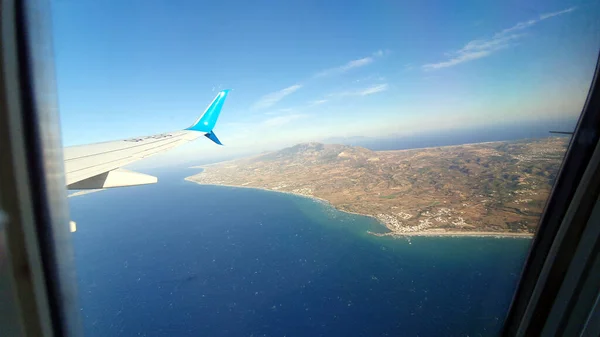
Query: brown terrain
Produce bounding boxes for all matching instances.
[186,137,569,237]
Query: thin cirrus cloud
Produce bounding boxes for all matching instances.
[252,50,387,111]
[329,83,389,98]
[309,99,329,106]
[422,7,576,70]
[307,82,388,108]
[315,50,386,78]
[252,84,303,110]
[358,83,389,96]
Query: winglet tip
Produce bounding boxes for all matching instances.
[187,90,231,132]
[205,131,223,145]
[218,89,232,96]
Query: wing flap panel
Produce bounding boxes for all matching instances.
[67,169,157,190]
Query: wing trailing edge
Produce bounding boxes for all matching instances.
[67,169,157,189]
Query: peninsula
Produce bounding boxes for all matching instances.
[186,138,569,237]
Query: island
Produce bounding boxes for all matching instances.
[186,137,569,237]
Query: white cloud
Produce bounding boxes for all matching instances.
[496,20,538,36]
[307,84,385,108]
[315,50,386,77]
[315,57,373,77]
[251,50,388,112]
[252,50,388,112]
[330,83,389,98]
[539,7,576,20]
[252,84,303,110]
[344,57,374,70]
[358,83,389,96]
[309,99,329,106]
[423,7,576,70]
[262,114,308,127]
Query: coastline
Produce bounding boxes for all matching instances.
[184,176,333,205]
[184,175,535,239]
[368,230,533,239]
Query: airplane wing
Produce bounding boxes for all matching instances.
[63,90,230,190]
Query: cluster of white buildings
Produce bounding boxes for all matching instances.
[377,206,472,233]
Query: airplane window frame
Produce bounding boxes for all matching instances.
[503,54,600,335]
[0,0,81,336]
[1,0,600,336]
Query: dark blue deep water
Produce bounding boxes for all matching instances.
[69,168,531,336]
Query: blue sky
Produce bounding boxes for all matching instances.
[52,0,600,163]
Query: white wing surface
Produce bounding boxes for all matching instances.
[64,90,230,189]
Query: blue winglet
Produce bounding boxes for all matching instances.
[204,131,222,145]
[186,89,230,133]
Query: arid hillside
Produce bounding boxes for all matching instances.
[187,138,569,236]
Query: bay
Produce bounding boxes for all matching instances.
[69,168,530,336]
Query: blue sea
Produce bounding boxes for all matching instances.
[68,167,531,336]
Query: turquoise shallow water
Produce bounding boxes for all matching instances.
[68,168,531,336]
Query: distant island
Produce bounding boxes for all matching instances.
[186,138,569,237]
